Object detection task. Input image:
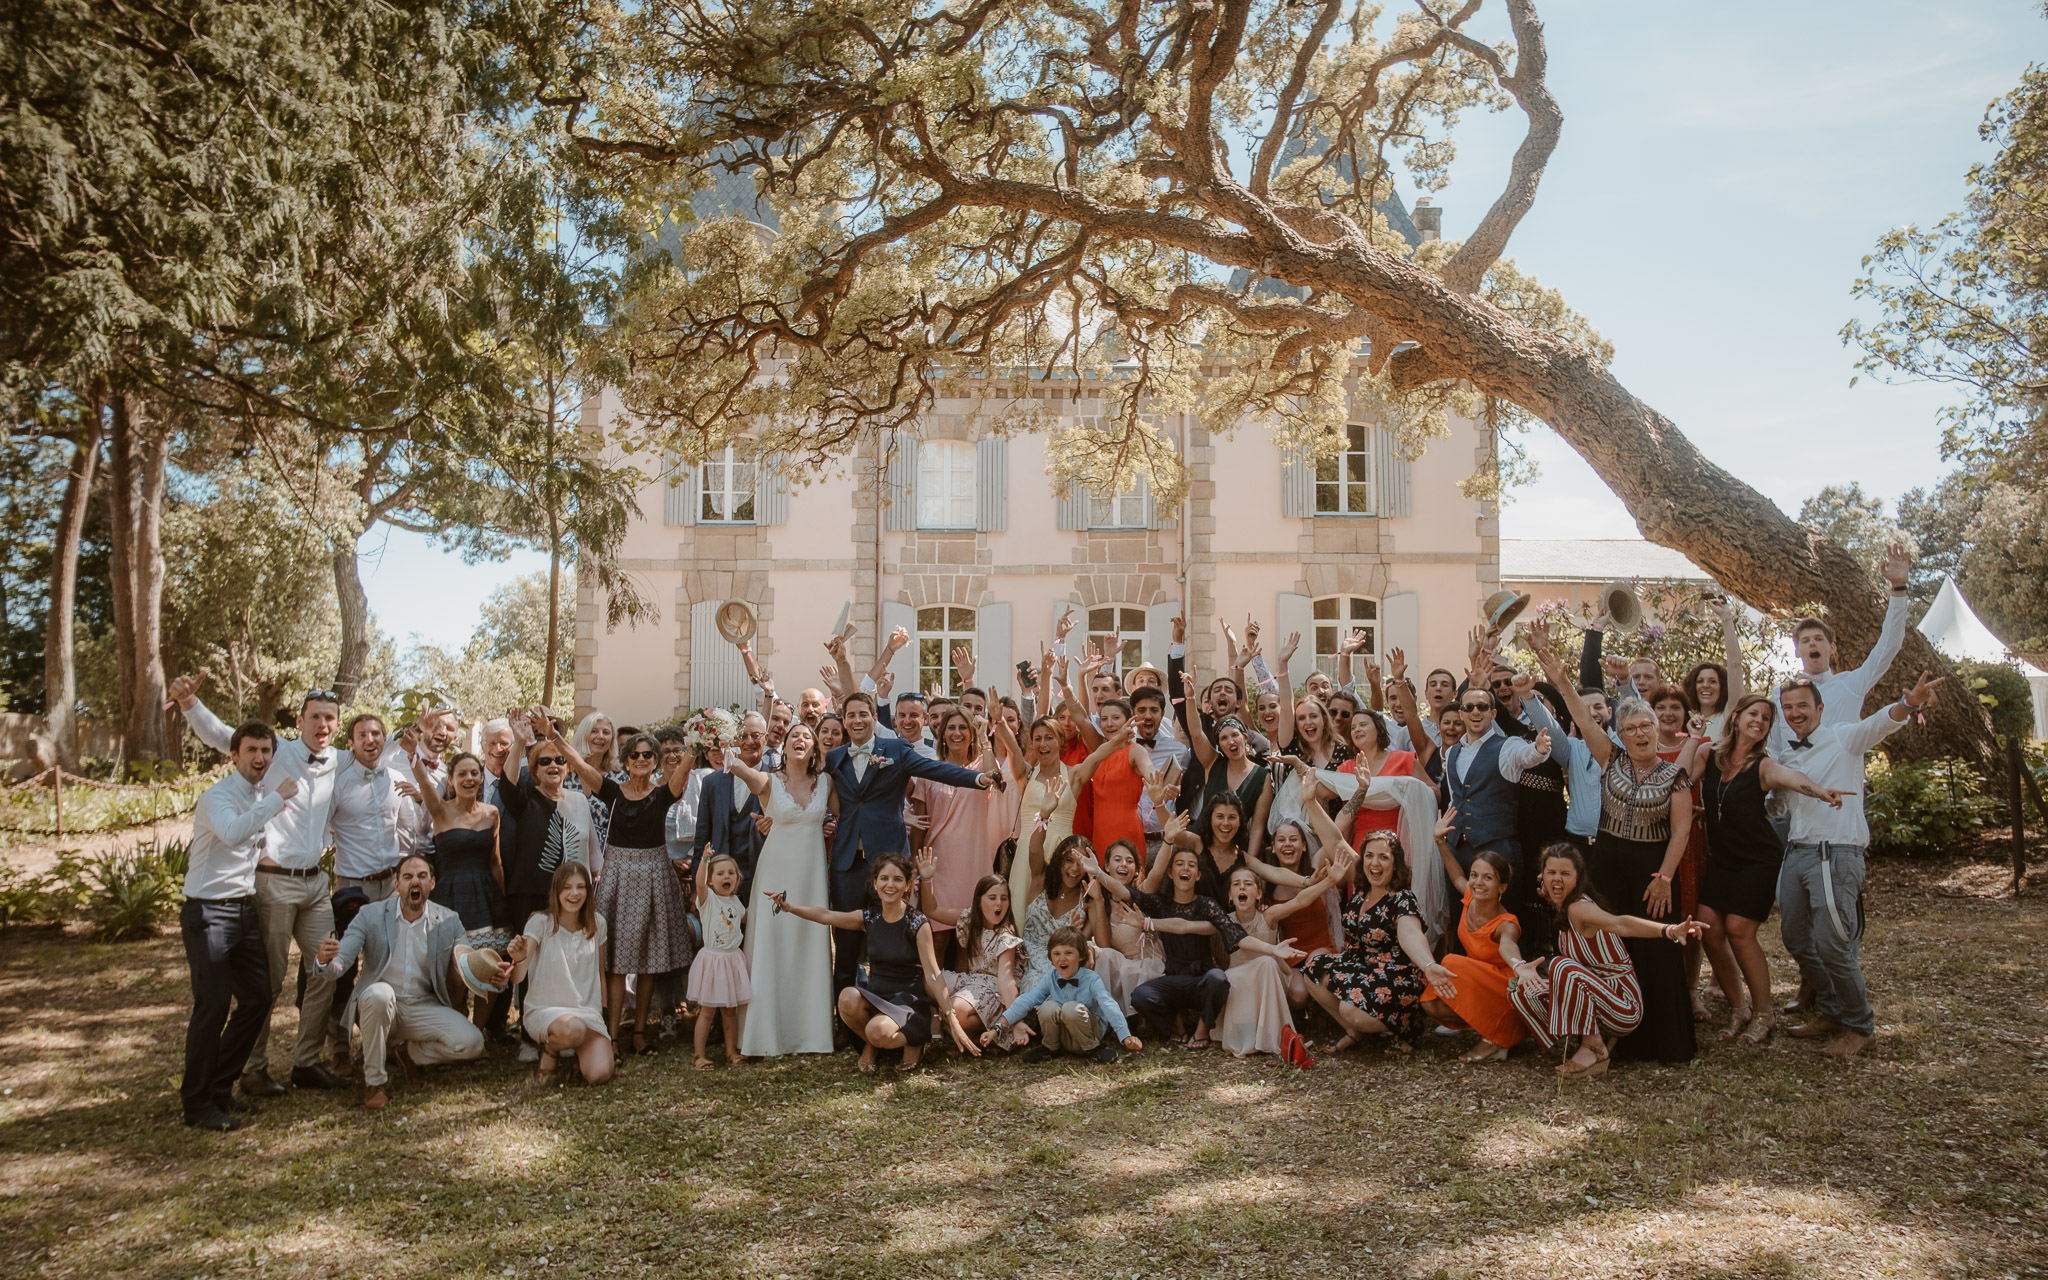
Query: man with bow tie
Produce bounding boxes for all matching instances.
[824,690,995,996]
[171,673,349,1097]
[1774,668,1942,1057]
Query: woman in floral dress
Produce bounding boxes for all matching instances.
[1298,813,1440,1053]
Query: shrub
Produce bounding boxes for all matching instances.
[1958,660,2036,741]
[1865,755,2000,853]
[85,849,180,941]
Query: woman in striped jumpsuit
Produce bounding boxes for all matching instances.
[1510,842,1703,1078]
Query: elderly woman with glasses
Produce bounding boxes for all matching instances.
[1534,657,1702,1067]
[534,717,696,1055]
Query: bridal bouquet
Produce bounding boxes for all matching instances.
[681,707,741,759]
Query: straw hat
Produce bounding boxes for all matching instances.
[714,600,758,645]
[1480,589,1532,636]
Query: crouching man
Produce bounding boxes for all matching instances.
[317,854,485,1109]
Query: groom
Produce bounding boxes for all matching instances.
[825,690,995,995]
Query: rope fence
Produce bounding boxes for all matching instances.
[0,765,228,836]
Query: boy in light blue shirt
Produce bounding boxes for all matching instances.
[984,926,1142,1063]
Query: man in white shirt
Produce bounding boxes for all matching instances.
[1776,668,1941,1057]
[328,713,430,902]
[316,854,485,1110]
[179,721,300,1131]
[169,674,350,1095]
[1128,686,1191,857]
[1770,544,1913,751]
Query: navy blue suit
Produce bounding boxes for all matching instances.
[694,770,766,908]
[823,735,984,991]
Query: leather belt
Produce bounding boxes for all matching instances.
[257,865,324,878]
[351,865,400,882]
[1516,773,1561,793]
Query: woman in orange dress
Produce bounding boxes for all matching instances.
[1071,708,1150,864]
[1420,808,1531,1061]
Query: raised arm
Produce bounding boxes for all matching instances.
[169,671,233,754]
[1757,759,1855,807]
[1178,670,1219,771]
[1528,620,1614,768]
[1709,598,1748,704]
[913,848,967,928]
[764,891,864,931]
[1431,807,1470,896]
[1271,631,1299,751]
[989,704,1026,781]
[1070,723,1135,790]
[537,712,606,793]
[1568,897,1706,943]
[410,753,454,828]
[1287,758,1353,864]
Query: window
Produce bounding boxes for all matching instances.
[1312,596,1379,678]
[916,440,977,529]
[699,443,756,523]
[1088,479,1147,529]
[1087,607,1146,682]
[917,606,977,692]
[1315,423,1375,515]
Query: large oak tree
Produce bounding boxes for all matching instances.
[532,0,1994,765]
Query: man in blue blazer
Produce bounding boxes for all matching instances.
[694,712,769,905]
[825,690,993,993]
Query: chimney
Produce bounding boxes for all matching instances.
[1413,196,1441,242]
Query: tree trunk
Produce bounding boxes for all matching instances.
[103,391,171,767]
[43,405,102,770]
[543,531,562,710]
[332,533,372,703]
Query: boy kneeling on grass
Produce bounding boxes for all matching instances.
[982,926,1143,1064]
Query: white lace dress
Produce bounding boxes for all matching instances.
[943,928,1023,1026]
[738,776,836,1056]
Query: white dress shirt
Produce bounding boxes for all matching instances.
[1451,723,1550,785]
[184,772,287,900]
[1133,730,1190,834]
[181,701,339,869]
[1769,593,1909,753]
[389,908,436,1001]
[329,756,428,878]
[1782,705,1908,847]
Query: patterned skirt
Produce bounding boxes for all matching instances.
[594,845,694,975]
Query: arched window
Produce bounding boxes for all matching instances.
[916,440,977,529]
[1088,606,1146,681]
[1312,595,1379,677]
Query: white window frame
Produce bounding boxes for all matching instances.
[699,443,757,524]
[916,440,977,530]
[1315,423,1375,516]
[1088,478,1147,530]
[1312,595,1380,679]
[916,605,977,693]
[1086,606,1147,683]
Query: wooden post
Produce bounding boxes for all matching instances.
[2010,736,2028,895]
[51,768,63,838]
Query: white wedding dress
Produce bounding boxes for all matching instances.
[739,776,836,1056]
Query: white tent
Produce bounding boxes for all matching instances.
[1917,576,2048,739]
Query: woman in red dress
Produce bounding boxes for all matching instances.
[1337,708,1422,849]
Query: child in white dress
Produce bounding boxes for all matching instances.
[689,853,752,1068]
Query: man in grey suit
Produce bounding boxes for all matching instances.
[317,854,485,1110]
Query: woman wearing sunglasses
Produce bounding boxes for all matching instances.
[496,715,601,1060]
[537,719,695,1055]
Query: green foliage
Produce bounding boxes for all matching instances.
[1798,483,1917,582]
[0,772,213,833]
[0,839,188,937]
[1845,66,2048,494]
[1865,755,2000,853]
[1960,660,2036,740]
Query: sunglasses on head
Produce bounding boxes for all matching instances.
[302,689,341,706]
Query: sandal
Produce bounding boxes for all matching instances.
[1183,1036,1212,1051]
[1719,1006,1754,1040]
[1556,1053,1609,1080]
[634,1029,657,1056]
[856,1049,879,1075]
[1457,1041,1509,1063]
[1330,1032,1361,1055]
[1740,1009,1775,1045]
[692,1055,714,1070]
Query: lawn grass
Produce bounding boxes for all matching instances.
[0,854,2042,1280]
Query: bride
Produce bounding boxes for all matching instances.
[723,723,837,1055]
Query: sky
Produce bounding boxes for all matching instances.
[365,0,2045,650]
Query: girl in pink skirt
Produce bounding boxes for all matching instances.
[689,853,753,1068]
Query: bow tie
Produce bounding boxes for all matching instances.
[1788,739,1813,750]
[309,755,329,765]
[1056,977,1080,988]
[1136,737,1157,748]
[847,741,873,759]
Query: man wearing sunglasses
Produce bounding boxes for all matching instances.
[169,672,349,1097]
[1441,689,1553,887]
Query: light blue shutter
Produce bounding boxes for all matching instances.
[1382,592,1419,666]
[1144,475,1176,530]
[1375,427,1410,517]
[663,452,696,527]
[757,451,789,525]
[974,602,1013,694]
[880,600,918,694]
[1143,602,1179,670]
[1280,448,1314,518]
[1056,486,1090,531]
[975,436,1007,531]
[690,599,751,710]
[883,442,916,531]
[1275,592,1315,691]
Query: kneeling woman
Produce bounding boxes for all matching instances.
[1421,808,1530,1062]
[1294,800,1437,1052]
[1509,843,1705,1079]
[916,852,1025,1053]
[769,854,955,1072]
[504,862,614,1086]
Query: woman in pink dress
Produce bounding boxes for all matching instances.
[910,709,1010,934]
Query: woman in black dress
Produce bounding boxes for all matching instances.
[549,722,694,1054]
[769,853,958,1072]
[412,752,504,930]
[1546,679,1700,1065]
[1685,693,1852,1044]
